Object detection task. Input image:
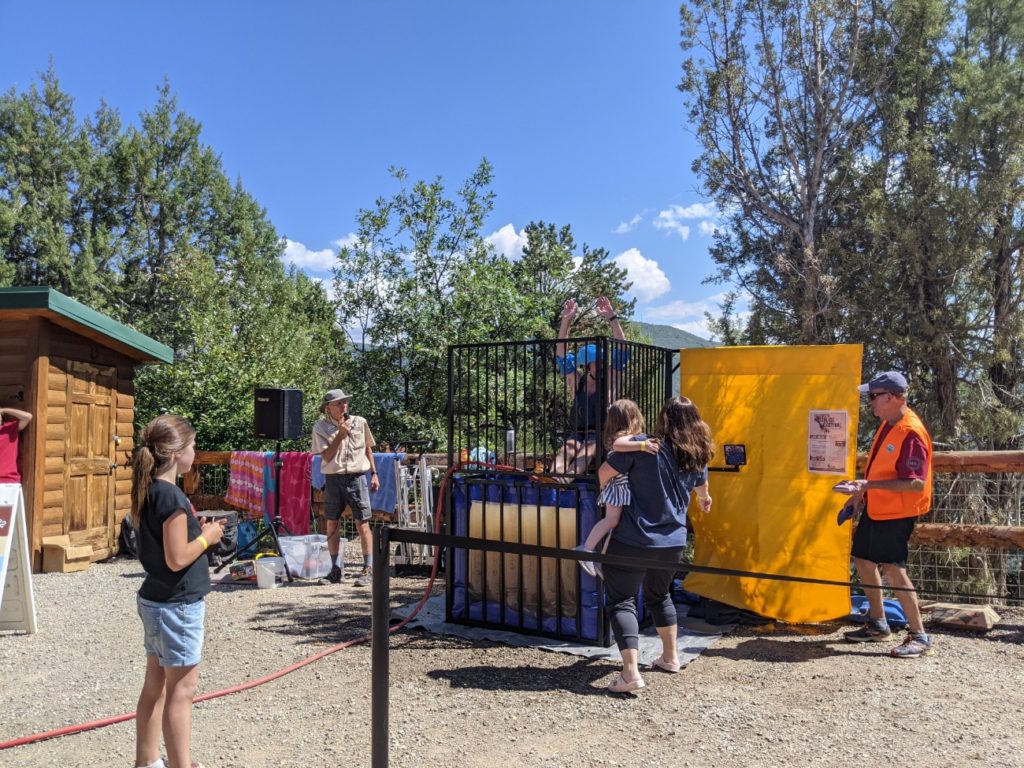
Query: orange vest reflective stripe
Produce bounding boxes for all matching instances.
[864,408,932,520]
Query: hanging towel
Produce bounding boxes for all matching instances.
[311,455,326,490]
[260,452,313,535]
[261,451,276,522]
[278,451,313,535]
[225,451,267,517]
[368,452,405,514]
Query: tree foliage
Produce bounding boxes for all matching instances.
[682,0,1024,448]
[332,164,634,445]
[1,69,345,448]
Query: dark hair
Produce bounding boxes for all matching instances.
[603,399,646,450]
[130,414,196,527]
[654,396,715,472]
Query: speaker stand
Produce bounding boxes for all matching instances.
[214,441,294,582]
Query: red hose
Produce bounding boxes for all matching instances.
[0,461,513,751]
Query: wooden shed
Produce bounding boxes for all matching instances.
[0,287,172,571]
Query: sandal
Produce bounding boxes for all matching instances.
[607,673,645,693]
[652,655,681,673]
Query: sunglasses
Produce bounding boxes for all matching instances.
[867,392,890,401]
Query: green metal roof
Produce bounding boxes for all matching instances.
[0,286,173,364]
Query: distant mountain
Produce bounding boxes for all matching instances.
[632,321,717,350]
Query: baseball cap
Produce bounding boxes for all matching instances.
[858,371,908,395]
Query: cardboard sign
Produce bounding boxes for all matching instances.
[0,484,38,634]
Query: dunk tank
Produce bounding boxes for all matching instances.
[444,337,675,646]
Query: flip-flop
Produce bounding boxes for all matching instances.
[652,656,681,673]
[607,673,645,693]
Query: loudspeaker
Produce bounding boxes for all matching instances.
[254,388,304,440]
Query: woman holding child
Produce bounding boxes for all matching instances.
[596,396,714,693]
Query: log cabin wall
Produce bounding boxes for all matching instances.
[42,324,136,564]
[1,286,172,572]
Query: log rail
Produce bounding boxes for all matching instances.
[184,450,1024,550]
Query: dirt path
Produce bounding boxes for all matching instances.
[1,559,1021,768]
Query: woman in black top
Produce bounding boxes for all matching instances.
[131,414,225,768]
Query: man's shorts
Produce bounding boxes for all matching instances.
[137,594,205,667]
[851,513,916,566]
[324,473,372,522]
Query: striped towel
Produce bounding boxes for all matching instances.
[225,451,268,517]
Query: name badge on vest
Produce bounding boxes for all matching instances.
[886,443,896,453]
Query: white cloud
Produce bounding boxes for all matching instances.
[698,220,721,237]
[642,292,750,342]
[332,233,360,250]
[282,238,337,273]
[485,223,528,260]
[614,248,671,302]
[614,213,643,234]
[654,203,722,239]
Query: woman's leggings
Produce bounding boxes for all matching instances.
[603,539,685,652]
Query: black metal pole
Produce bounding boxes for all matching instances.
[267,440,294,582]
[371,525,391,768]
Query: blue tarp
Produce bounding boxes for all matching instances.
[450,476,601,640]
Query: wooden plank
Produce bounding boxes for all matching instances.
[911,523,1024,550]
[932,451,1024,473]
[858,450,1024,474]
[40,522,65,539]
[48,371,67,390]
[0,353,25,370]
[26,317,50,571]
[46,422,64,440]
[48,389,66,407]
[45,455,64,474]
[44,473,63,491]
[45,439,64,456]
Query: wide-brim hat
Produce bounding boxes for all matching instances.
[320,388,351,412]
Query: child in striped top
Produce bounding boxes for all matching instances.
[575,398,659,577]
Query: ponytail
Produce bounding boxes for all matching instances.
[130,414,196,528]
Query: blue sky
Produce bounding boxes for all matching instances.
[1,1,730,338]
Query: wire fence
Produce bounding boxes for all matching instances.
[907,470,1024,606]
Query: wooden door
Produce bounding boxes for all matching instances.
[61,361,117,557]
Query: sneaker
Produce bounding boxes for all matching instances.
[325,565,342,584]
[844,620,892,643]
[573,545,597,578]
[354,567,372,587]
[890,634,934,659]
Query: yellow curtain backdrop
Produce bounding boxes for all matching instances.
[681,344,862,623]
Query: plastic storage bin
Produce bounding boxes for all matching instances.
[279,534,335,579]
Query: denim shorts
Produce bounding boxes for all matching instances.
[137,594,206,667]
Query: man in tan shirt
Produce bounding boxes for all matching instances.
[312,389,379,586]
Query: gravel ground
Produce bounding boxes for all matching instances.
[1,555,1022,768]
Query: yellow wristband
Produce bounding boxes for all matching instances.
[196,535,209,550]
[641,440,647,452]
